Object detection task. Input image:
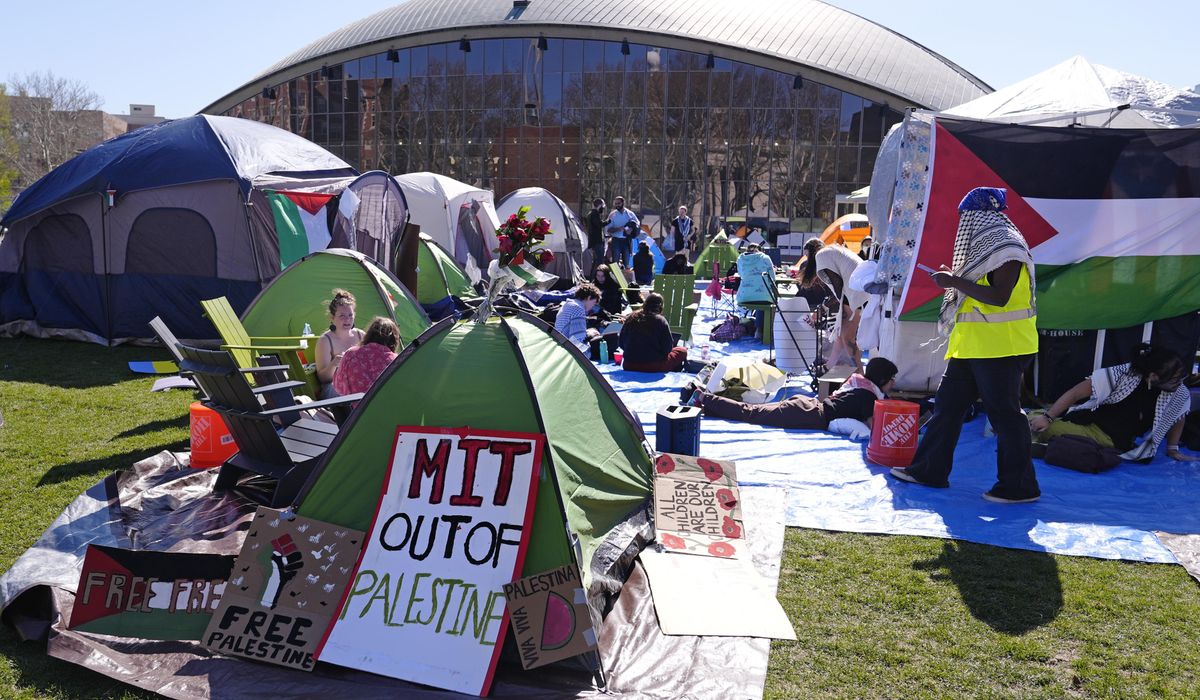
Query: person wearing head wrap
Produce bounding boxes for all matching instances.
[890,187,1041,504]
[815,244,869,370]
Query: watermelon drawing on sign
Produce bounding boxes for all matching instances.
[541,591,576,651]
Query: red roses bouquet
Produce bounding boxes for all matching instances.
[495,206,555,270]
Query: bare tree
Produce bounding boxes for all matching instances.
[0,86,18,214]
[2,71,104,192]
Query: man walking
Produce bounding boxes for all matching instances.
[890,187,1041,503]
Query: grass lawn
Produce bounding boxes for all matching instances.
[2,336,1199,698]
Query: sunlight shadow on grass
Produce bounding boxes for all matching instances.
[114,415,189,440]
[37,441,189,487]
[915,541,1063,634]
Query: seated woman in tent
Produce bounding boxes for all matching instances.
[333,317,401,404]
[619,292,688,373]
[632,241,656,286]
[1029,343,1198,462]
[683,357,898,435]
[553,284,602,353]
[316,289,366,398]
[593,264,627,315]
[815,244,868,371]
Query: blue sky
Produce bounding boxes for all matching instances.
[1,1,1196,118]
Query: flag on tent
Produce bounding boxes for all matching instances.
[268,191,337,268]
[902,118,1200,330]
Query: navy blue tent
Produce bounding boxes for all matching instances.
[0,115,358,343]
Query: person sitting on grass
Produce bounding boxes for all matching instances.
[554,283,602,353]
[332,316,401,402]
[619,292,688,372]
[683,357,898,432]
[1030,343,1197,462]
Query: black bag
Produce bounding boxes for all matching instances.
[1044,434,1122,474]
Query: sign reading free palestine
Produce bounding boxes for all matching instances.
[316,426,544,696]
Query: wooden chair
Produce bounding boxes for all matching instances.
[653,273,700,343]
[200,296,319,398]
[176,342,363,508]
[608,264,643,311]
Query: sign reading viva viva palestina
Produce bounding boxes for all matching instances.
[316,427,544,696]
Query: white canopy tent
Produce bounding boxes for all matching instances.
[393,172,501,278]
[494,187,585,284]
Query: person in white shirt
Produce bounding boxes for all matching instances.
[606,196,639,265]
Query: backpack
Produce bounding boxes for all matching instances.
[710,314,746,342]
[1044,434,1122,474]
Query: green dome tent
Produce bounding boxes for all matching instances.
[240,248,430,346]
[295,313,653,579]
[415,232,475,306]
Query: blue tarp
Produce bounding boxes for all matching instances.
[3,115,356,225]
[601,312,1198,564]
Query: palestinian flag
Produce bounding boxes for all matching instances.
[69,544,235,640]
[901,118,1200,330]
[268,190,337,268]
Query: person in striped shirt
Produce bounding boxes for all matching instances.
[554,283,601,352]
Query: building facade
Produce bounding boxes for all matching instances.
[207,0,989,237]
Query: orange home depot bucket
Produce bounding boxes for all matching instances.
[866,399,920,468]
[189,402,238,468]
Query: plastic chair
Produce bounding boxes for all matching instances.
[653,273,700,343]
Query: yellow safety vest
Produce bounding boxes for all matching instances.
[946,265,1038,359]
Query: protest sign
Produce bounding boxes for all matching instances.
[653,453,745,559]
[502,564,597,670]
[203,508,365,671]
[69,545,235,640]
[317,426,544,696]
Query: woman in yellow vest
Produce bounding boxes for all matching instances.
[890,187,1041,503]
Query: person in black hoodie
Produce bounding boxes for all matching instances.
[632,241,655,286]
[662,252,694,276]
[593,264,626,315]
[585,197,607,274]
[619,293,688,372]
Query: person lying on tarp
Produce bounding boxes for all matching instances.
[1029,343,1198,462]
[682,357,898,433]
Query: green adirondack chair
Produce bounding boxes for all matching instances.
[695,239,738,277]
[653,273,700,343]
[200,296,320,398]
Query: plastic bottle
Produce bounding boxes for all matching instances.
[598,339,609,364]
[300,322,313,349]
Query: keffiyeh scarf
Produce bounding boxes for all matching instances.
[832,372,885,400]
[1067,363,1192,461]
[937,189,1036,338]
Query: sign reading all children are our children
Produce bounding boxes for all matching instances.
[316,426,543,696]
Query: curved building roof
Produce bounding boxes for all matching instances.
[204,0,990,114]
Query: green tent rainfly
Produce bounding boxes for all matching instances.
[295,313,654,580]
[416,232,475,306]
[240,248,430,347]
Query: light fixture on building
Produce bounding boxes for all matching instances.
[513,0,530,7]
[262,87,277,99]
[705,52,715,69]
[537,35,548,51]
[320,65,330,78]
[386,49,400,62]
[459,38,471,53]
[621,39,630,56]
[792,74,804,90]
[525,102,539,124]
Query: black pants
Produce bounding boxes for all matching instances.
[905,355,1039,496]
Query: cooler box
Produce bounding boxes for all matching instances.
[189,402,238,468]
[656,404,702,456]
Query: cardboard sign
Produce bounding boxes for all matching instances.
[202,508,365,671]
[69,545,235,640]
[502,564,597,670]
[653,453,745,559]
[318,426,544,696]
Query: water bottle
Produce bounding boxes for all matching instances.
[598,339,609,364]
[300,322,313,349]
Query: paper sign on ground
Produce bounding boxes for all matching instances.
[502,564,597,670]
[69,545,235,640]
[640,548,796,640]
[202,508,365,671]
[317,426,544,697]
[653,453,745,559]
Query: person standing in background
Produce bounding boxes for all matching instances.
[607,196,638,265]
[890,187,1041,504]
[585,198,607,275]
[668,205,695,256]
